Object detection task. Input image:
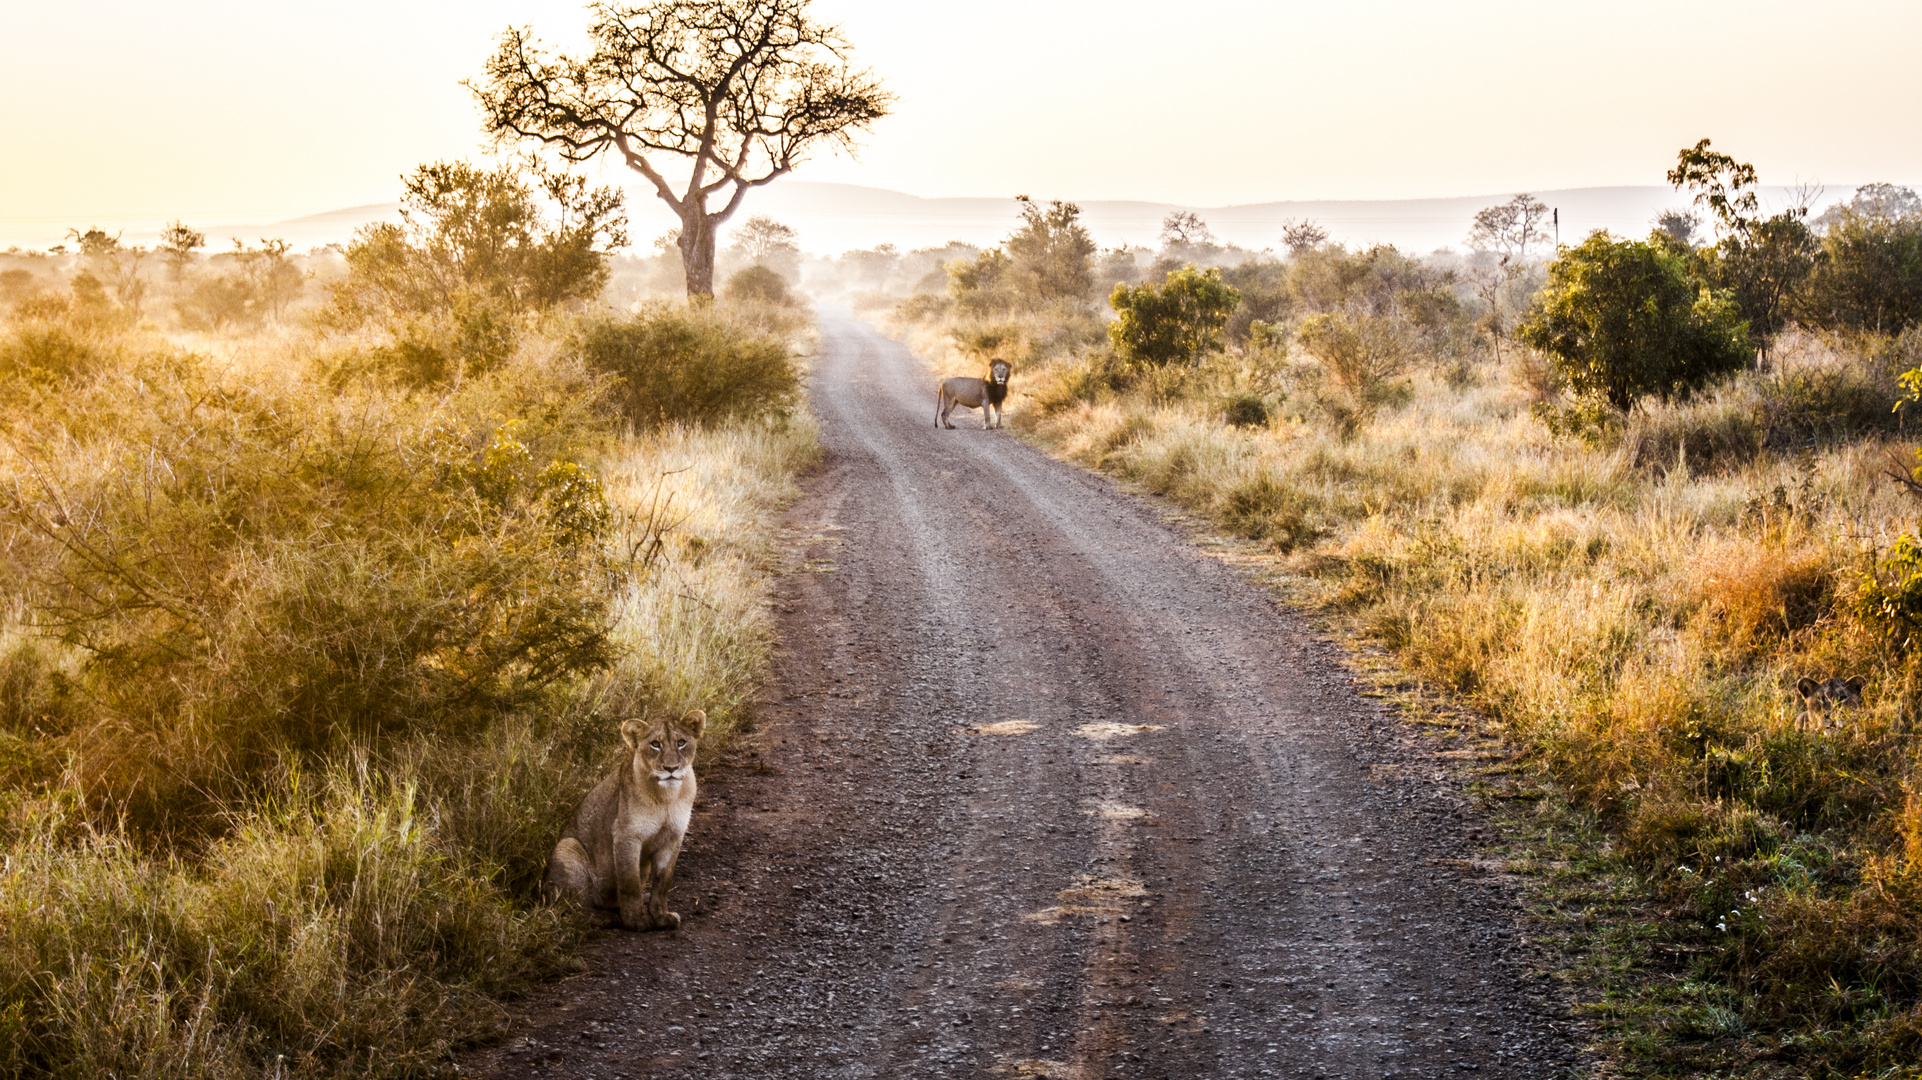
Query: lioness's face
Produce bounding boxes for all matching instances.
[621,709,706,786]
[990,360,1011,385]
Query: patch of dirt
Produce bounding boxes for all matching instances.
[458,309,1586,1079]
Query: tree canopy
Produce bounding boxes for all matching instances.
[1800,184,1922,334]
[328,160,626,327]
[1466,194,1552,263]
[473,0,890,297]
[1108,265,1240,367]
[1667,138,1819,360]
[1517,231,1750,411]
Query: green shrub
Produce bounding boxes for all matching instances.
[1518,231,1751,411]
[1857,534,1922,651]
[1107,265,1240,367]
[175,273,259,330]
[327,161,625,329]
[578,304,798,428]
[0,324,108,386]
[722,264,792,306]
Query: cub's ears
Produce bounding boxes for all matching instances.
[1796,677,1819,696]
[619,716,648,750]
[677,709,707,738]
[1846,676,1867,693]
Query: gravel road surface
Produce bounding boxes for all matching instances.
[462,309,1583,1079]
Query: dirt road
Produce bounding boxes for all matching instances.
[464,310,1583,1079]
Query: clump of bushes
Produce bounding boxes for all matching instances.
[1107,265,1240,368]
[6,338,614,833]
[722,264,794,307]
[1517,231,1751,413]
[577,304,798,428]
[0,274,816,1076]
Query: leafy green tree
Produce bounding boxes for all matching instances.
[1799,184,1922,334]
[1667,138,1820,362]
[1006,196,1096,303]
[1517,231,1750,411]
[473,0,891,298]
[1107,265,1240,367]
[328,160,626,326]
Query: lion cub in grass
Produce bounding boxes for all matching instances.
[1795,676,1864,734]
[545,710,705,930]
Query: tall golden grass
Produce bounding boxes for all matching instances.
[0,298,813,1077]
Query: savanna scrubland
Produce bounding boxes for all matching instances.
[0,160,814,1077]
[874,153,1922,1077]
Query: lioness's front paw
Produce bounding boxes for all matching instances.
[656,911,681,931]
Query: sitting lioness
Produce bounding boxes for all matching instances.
[544,709,705,930]
[936,359,1012,430]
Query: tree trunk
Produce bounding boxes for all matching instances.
[678,205,718,299]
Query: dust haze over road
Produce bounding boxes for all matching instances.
[465,310,1582,1079]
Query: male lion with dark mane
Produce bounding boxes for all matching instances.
[544,709,705,930]
[936,359,1012,429]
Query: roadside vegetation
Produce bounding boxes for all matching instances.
[882,144,1922,1077]
[0,157,813,1077]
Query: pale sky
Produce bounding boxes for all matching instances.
[3,0,1918,244]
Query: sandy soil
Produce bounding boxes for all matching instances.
[459,310,1585,1079]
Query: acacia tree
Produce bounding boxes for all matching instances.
[473,0,891,298]
[1160,211,1213,247]
[1465,194,1551,360]
[159,221,206,282]
[1280,218,1328,257]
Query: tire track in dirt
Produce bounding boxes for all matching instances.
[460,308,1584,1079]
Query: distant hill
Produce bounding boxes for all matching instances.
[0,181,1851,257]
[737,182,1842,256]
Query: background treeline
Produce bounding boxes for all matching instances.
[880,148,1922,1078]
[0,159,810,1077]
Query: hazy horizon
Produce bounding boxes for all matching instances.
[4,0,1918,246]
[0,180,1861,259]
